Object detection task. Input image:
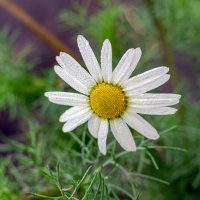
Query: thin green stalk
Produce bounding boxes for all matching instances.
[131,173,169,185]
[146,150,159,170]
[70,166,92,199]
[82,172,97,200]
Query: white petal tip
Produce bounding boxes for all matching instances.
[60,52,66,56]
[127,147,136,152]
[54,65,59,71]
[62,129,66,133]
[150,134,160,140]
[59,117,64,123]
[120,140,137,152]
[165,66,169,70]
[100,150,107,155]
[44,92,50,97]
[77,35,85,41]
[135,48,142,57]
[160,66,170,73]
[62,124,70,133]
[62,127,68,133]
[56,56,62,64]
[166,74,171,80]
[56,55,60,60]
[136,47,142,52]
[171,108,178,114]
[177,94,182,100]
[104,39,111,44]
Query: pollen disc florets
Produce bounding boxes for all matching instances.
[89,82,127,119]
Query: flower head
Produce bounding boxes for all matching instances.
[45,35,181,155]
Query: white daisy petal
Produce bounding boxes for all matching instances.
[122,66,169,91]
[77,35,102,81]
[98,119,109,155]
[123,66,169,85]
[101,39,112,82]
[112,48,141,84]
[110,118,136,151]
[111,49,134,83]
[125,74,170,94]
[45,92,88,106]
[122,48,142,81]
[54,65,88,94]
[59,106,90,122]
[129,106,177,115]
[56,52,96,91]
[123,112,159,140]
[62,110,92,132]
[88,114,101,138]
[132,93,181,99]
[130,93,181,107]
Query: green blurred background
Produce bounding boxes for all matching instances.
[0,0,199,199]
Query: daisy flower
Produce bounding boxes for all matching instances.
[45,35,181,155]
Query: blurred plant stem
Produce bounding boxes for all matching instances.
[144,0,178,90]
[0,0,80,60]
[144,0,184,132]
[16,189,60,200]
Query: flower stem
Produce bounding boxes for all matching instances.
[16,189,61,200]
[0,0,80,60]
[144,0,178,90]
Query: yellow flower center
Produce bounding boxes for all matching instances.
[89,83,127,119]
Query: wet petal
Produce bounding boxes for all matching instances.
[130,93,181,107]
[45,92,88,106]
[62,110,92,132]
[129,106,177,115]
[77,35,102,81]
[88,114,101,138]
[98,119,109,155]
[101,39,112,82]
[54,65,89,94]
[123,112,159,140]
[110,118,136,151]
[56,52,96,92]
[122,66,169,93]
[59,106,90,122]
[112,48,141,84]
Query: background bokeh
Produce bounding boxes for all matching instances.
[0,0,199,199]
